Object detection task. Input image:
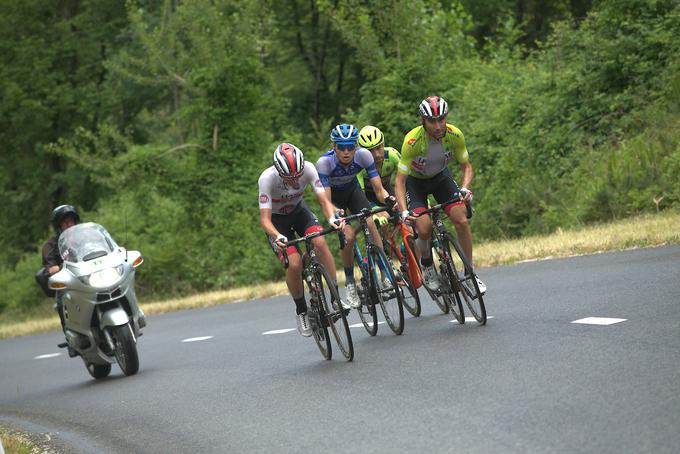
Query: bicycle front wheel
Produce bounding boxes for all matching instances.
[370,246,404,335]
[315,264,354,361]
[307,281,331,360]
[449,235,487,325]
[438,234,465,324]
[387,235,421,317]
[355,248,378,336]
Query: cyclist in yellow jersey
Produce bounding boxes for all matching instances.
[395,95,486,294]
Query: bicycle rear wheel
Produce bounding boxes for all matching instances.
[355,248,378,336]
[370,246,404,335]
[449,236,487,325]
[437,234,465,324]
[315,264,354,361]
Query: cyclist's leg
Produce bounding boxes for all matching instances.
[267,216,305,314]
[447,205,472,263]
[431,168,473,264]
[406,176,434,259]
[330,189,356,278]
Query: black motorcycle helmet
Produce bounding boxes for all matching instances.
[51,204,80,233]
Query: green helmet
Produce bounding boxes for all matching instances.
[358,125,385,149]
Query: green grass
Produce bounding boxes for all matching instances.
[1,210,678,340]
[0,429,35,454]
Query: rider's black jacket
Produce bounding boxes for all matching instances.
[42,235,62,269]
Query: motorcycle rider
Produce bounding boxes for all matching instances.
[41,204,80,354]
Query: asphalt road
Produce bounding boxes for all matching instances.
[1,246,679,453]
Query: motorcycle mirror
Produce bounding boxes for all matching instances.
[127,250,143,269]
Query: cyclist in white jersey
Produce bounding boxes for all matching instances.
[259,143,344,337]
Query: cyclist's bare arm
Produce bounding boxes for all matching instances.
[367,175,392,207]
[459,160,473,189]
[316,190,342,228]
[259,208,282,241]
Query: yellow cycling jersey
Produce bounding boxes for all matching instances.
[398,124,469,179]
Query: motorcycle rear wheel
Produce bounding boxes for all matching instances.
[111,324,139,376]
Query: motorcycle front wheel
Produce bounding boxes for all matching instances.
[85,361,111,379]
[111,324,139,376]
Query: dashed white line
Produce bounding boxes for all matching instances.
[262,329,296,335]
[571,317,627,325]
[450,316,495,323]
[34,353,62,360]
[182,336,214,343]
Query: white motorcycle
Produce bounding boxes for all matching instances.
[48,222,147,379]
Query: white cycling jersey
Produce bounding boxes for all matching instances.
[258,162,325,215]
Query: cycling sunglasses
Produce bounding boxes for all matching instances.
[336,143,356,152]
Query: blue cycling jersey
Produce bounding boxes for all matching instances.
[316,147,379,190]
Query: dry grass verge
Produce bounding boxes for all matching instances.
[1,210,678,340]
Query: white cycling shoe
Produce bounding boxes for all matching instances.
[297,312,312,337]
[421,264,441,292]
[345,283,361,309]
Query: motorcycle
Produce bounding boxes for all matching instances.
[47,222,147,379]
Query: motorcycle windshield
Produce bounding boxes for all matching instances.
[58,222,119,263]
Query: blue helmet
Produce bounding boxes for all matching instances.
[330,124,359,145]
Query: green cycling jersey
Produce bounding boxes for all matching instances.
[397,124,469,179]
[357,147,401,193]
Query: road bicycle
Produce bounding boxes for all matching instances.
[414,196,487,325]
[379,214,422,317]
[343,207,405,336]
[283,226,354,361]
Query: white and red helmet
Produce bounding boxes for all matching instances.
[419,95,449,120]
[273,143,305,178]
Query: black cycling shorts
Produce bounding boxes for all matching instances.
[267,200,323,259]
[330,179,371,214]
[405,167,464,215]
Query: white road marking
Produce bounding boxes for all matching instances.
[450,316,495,323]
[262,329,296,335]
[34,353,62,359]
[181,336,214,343]
[571,317,627,325]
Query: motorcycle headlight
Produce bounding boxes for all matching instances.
[80,265,123,287]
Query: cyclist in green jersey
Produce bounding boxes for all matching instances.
[356,125,401,227]
[395,95,486,294]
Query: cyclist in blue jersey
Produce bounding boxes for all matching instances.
[316,124,398,309]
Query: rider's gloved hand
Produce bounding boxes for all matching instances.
[372,214,389,226]
[329,210,345,229]
[460,187,473,203]
[275,234,288,249]
[401,210,418,224]
[384,195,398,211]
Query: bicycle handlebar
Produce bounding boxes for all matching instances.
[283,224,343,248]
[414,194,473,219]
[340,206,390,224]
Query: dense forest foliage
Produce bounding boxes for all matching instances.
[2,0,679,312]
